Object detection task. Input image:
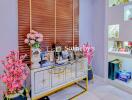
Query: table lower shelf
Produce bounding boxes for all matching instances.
[31,76,88,100]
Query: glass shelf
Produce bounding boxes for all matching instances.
[108,51,132,58]
[108,38,120,41]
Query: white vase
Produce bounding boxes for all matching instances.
[31,48,41,68]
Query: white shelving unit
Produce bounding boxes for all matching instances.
[105,0,132,94]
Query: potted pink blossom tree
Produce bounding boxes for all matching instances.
[0,51,29,100]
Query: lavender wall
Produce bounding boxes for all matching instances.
[0,0,18,99]
[0,0,18,70]
[92,0,106,77]
[79,0,94,45]
[80,0,106,77]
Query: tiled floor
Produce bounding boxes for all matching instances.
[50,76,132,100]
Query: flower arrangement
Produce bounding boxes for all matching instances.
[0,51,29,95]
[24,30,43,48]
[82,43,95,65]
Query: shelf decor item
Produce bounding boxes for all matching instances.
[108,59,121,80]
[24,30,43,48]
[108,25,119,39]
[82,43,95,66]
[109,0,129,7]
[124,5,132,21]
[0,51,29,100]
[116,70,131,82]
[24,30,43,67]
[82,43,95,80]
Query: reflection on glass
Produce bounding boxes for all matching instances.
[108,25,119,39]
[109,0,129,7]
[124,5,132,21]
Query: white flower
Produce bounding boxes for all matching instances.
[37,38,43,42]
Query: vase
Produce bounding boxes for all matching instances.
[4,89,27,100]
[31,47,41,68]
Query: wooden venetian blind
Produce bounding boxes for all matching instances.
[56,0,73,46]
[18,0,30,64]
[74,0,79,46]
[31,0,55,48]
[18,0,79,62]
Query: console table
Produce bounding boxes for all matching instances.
[31,57,88,100]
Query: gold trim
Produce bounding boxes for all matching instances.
[72,0,75,47]
[29,0,32,64]
[86,76,88,91]
[29,0,32,32]
[71,77,88,100]
[54,0,56,44]
[70,90,87,100]
[71,91,88,100]
[32,77,88,100]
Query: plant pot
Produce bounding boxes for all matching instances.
[4,89,27,100]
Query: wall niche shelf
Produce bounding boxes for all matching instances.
[108,38,120,41]
[107,0,132,94]
[108,51,132,58]
[109,0,132,7]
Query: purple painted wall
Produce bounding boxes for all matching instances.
[79,0,94,45]
[80,0,106,77]
[92,0,106,77]
[0,0,18,70]
[0,0,18,99]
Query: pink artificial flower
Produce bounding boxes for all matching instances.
[9,68,14,73]
[22,74,27,80]
[17,69,22,74]
[9,86,15,93]
[30,40,35,44]
[39,34,43,38]
[37,38,43,42]
[29,34,35,39]
[35,33,40,38]
[1,75,8,83]
[82,43,94,65]
[27,33,30,38]
[24,39,29,44]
